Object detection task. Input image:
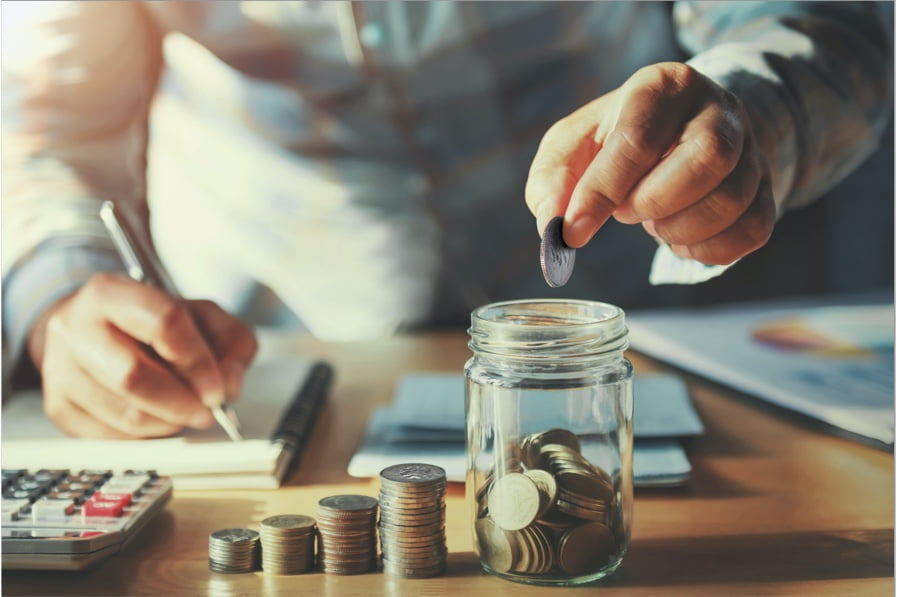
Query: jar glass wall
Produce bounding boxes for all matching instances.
[465,299,633,585]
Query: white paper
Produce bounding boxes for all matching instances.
[627,297,894,445]
[649,243,737,285]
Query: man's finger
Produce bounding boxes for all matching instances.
[525,113,603,235]
[649,152,763,246]
[68,316,215,428]
[563,65,697,247]
[79,274,226,407]
[615,99,745,225]
[44,396,134,440]
[187,300,259,399]
[66,360,186,438]
[682,179,776,265]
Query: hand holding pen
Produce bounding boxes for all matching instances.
[24,202,257,440]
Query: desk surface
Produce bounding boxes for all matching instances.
[3,332,893,597]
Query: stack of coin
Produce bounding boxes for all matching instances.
[378,463,447,578]
[475,428,619,579]
[316,495,379,575]
[259,514,316,574]
[208,528,260,573]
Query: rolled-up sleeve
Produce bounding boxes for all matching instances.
[1,1,163,379]
[673,1,892,212]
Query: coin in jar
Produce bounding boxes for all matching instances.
[487,473,542,531]
[475,518,518,573]
[522,469,558,516]
[557,522,615,575]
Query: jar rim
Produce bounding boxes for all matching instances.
[471,299,624,330]
[469,299,628,358]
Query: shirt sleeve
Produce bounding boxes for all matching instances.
[672,1,893,213]
[1,2,163,382]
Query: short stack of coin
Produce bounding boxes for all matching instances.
[475,428,619,578]
[259,514,316,574]
[316,495,379,575]
[208,528,260,573]
[378,463,447,578]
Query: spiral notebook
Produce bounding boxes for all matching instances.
[1,358,333,490]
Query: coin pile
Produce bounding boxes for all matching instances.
[475,428,619,578]
[316,495,379,575]
[378,463,447,578]
[208,528,260,573]
[259,514,316,574]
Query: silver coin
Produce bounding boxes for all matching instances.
[380,536,446,549]
[209,528,260,544]
[379,481,446,493]
[318,494,379,512]
[379,499,443,510]
[379,520,445,534]
[540,216,576,288]
[380,507,444,520]
[209,560,255,574]
[381,561,446,578]
[378,496,443,509]
[380,463,446,485]
[261,514,316,530]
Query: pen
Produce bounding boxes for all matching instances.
[99,200,245,441]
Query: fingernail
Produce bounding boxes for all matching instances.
[225,362,246,400]
[564,214,599,248]
[189,409,215,429]
[197,374,225,408]
[614,208,642,225]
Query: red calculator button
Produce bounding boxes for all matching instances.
[82,500,124,517]
[91,491,132,507]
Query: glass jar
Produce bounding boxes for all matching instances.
[465,299,633,586]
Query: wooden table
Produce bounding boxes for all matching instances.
[4,332,893,596]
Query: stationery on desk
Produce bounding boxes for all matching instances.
[1,200,334,490]
[626,294,894,447]
[348,372,704,487]
[1,357,333,490]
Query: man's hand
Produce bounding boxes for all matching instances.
[526,62,776,265]
[27,273,258,439]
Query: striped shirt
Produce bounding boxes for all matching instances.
[2,2,891,366]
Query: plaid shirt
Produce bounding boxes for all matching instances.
[2,2,891,363]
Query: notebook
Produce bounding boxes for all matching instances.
[348,372,702,487]
[1,357,333,490]
[626,296,894,446]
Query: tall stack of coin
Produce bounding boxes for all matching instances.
[316,495,379,575]
[259,514,316,574]
[378,463,447,578]
[474,428,620,579]
[208,528,260,573]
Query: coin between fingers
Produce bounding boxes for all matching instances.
[540,216,576,288]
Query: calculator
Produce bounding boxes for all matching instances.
[2,469,173,570]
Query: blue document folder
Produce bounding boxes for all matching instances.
[349,373,701,486]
